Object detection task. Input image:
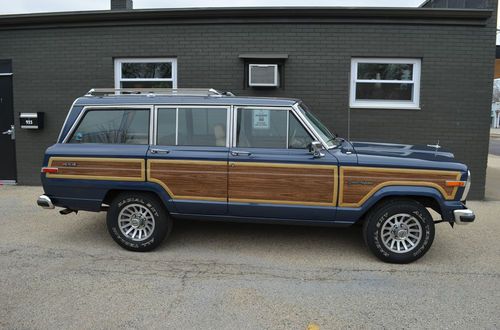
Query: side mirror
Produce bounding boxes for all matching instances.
[309,141,325,158]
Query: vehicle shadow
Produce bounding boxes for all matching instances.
[158,218,370,259]
[59,212,371,261]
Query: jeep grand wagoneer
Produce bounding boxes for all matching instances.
[37,88,474,263]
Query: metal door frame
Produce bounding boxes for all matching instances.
[0,60,16,183]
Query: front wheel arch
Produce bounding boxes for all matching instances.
[362,197,435,263]
[355,187,447,224]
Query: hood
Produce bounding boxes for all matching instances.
[351,141,454,160]
[349,141,467,172]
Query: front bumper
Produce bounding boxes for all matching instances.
[37,195,54,209]
[454,208,475,225]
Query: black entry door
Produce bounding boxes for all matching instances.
[0,75,16,181]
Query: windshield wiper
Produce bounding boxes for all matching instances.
[326,136,344,148]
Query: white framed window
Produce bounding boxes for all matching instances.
[249,64,279,87]
[350,58,421,109]
[114,58,177,89]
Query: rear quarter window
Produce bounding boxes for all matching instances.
[68,109,150,145]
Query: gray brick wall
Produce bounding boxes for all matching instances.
[0,11,496,199]
[422,0,496,9]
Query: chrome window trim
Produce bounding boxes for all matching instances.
[291,103,329,149]
[285,109,290,148]
[57,97,80,143]
[175,108,179,145]
[154,105,231,147]
[229,105,235,149]
[148,106,155,145]
[62,105,154,144]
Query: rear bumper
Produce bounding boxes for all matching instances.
[454,208,475,225]
[37,195,54,209]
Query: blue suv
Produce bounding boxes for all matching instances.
[37,88,474,263]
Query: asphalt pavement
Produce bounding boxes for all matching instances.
[1,184,499,329]
[489,137,500,156]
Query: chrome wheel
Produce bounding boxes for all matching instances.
[380,213,422,254]
[118,203,155,241]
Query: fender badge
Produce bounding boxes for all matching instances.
[62,162,78,167]
[348,180,373,186]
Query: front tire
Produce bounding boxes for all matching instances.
[363,199,435,264]
[106,192,172,252]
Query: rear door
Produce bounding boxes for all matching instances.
[228,107,338,221]
[0,74,16,182]
[147,105,230,215]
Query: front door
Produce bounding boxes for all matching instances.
[147,106,230,215]
[228,107,338,221]
[0,72,16,182]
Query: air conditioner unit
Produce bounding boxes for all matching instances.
[248,64,278,87]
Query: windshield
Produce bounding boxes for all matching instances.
[297,102,338,148]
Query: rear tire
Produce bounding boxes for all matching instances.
[106,192,172,252]
[363,198,435,264]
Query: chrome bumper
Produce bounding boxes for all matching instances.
[454,209,475,225]
[37,195,54,209]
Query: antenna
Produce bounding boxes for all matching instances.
[347,106,351,141]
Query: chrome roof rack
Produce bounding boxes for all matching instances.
[84,88,235,97]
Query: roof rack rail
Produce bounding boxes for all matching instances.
[84,88,235,97]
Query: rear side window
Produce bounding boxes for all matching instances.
[68,109,150,144]
[157,107,228,147]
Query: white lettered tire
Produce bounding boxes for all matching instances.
[363,198,435,264]
[106,192,172,252]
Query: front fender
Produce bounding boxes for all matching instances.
[336,185,454,223]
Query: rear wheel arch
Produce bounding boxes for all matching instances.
[106,191,173,252]
[103,189,172,213]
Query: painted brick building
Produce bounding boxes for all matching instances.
[0,0,496,199]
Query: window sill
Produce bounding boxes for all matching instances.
[349,104,421,111]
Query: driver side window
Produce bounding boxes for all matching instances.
[288,112,313,149]
[235,108,313,149]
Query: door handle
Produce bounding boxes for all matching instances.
[231,151,252,156]
[2,125,14,140]
[150,148,170,154]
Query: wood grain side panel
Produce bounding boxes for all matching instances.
[229,162,337,206]
[339,167,461,207]
[495,59,500,79]
[47,157,145,181]
[148,160,227,201]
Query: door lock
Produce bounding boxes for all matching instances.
[231,151,252,156]
[150,148,170,154]
[1,125,14,140]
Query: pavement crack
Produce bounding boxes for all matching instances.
[1,244,499,282]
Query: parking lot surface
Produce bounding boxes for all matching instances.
[1,185,499,329]
[489,137,500,156]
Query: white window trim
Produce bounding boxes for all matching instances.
[114,58,178,89]
[248,64,279,87]
[350,58,421,110]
